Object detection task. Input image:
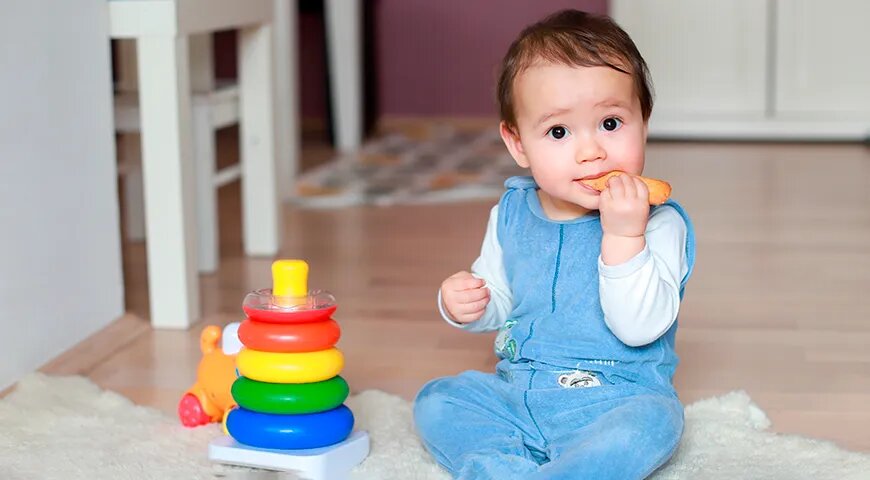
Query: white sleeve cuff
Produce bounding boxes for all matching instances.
[598,245,651,279]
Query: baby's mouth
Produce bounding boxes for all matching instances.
[573,179,601,195]
[576,171,613,181]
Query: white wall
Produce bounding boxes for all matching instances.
[612,0,870,140]
[0,0,124,390]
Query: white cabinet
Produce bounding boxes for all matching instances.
[612,0,870,140]
[775,0,870,120]
[611,0,768,119]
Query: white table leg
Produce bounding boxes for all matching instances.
[325,0,363,153]
[189,33,220,273]
[136,35,200,329]
[193,100,219,273]
[273,0,300,200]
[238,23,280,256]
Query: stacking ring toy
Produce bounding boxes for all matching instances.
[237,347,344,383]
[243,289,338,324]
[243,304,337,324]
[231,376,349,414]
[226,405,354,450]
[238,318,340,353]
[221,406,234,435]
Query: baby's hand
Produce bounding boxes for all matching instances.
[599,173,650,238]
[440,271,490,324]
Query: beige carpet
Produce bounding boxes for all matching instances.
[294,125,524,208]
[2,373,869,479]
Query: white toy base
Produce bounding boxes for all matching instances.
[209,430,370,480]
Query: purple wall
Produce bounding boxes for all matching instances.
[217,1,608,119]
[214,10,328,118]
[374,0,607,116]
[298,10,328,119]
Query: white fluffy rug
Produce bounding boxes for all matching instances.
[2,374,869,479]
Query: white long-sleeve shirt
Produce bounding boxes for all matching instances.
[438,205,689,347]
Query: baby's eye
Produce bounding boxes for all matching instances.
[547,126,569,140]
[600,117,623,132]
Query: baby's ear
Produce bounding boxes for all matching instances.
[499,122,530,168]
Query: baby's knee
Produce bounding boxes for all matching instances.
[413,377,457,433]
[628,396,684,475]
[658,397,684,439]
[637,395,684,448]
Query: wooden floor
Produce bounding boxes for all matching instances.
[41,126,870,453]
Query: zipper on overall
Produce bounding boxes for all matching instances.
[520,224,564,448]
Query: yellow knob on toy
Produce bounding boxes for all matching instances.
[272,259,308,308]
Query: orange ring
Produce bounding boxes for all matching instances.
[238,318,340,353]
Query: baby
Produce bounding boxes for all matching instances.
[413,10,696,480]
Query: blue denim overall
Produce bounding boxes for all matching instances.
[415,176,697,479]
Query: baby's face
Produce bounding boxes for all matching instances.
[502,62,647,219]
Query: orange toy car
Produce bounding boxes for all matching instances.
[178,325,239,427]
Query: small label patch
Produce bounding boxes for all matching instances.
[557,371,601,388]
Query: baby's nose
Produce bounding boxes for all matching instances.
[575,136,605,163]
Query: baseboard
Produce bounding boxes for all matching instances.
[38,313,151,377]
[649,118,870,142]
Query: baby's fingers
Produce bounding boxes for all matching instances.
[454,297,490,322]
[447,273,486,291]
[606,175,626,198]
[456,286,489,304]
[633,176,648,199]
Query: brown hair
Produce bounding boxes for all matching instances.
[497,10,653,131]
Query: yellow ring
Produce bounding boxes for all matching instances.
[237,347,344,384]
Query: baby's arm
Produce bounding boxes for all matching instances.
[438,205,513,333]
[598,206,688,347]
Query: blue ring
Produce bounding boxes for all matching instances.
[226,404,354,450]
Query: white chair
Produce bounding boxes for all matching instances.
[115,34,244,274]
[114,0,363,275]
[109,0,283,329]
[109,0,362,329]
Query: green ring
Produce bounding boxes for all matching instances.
[231,376,349,414]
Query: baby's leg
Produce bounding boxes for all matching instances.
[414,370,542,479]
[537,393,683,480]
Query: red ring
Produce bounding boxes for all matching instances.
[238,318,341,352]
[243,304,337,324]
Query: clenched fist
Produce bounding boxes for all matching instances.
[440,271,490,324]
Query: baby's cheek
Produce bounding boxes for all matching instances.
[605,127,646,171]
[613,146,645,175]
